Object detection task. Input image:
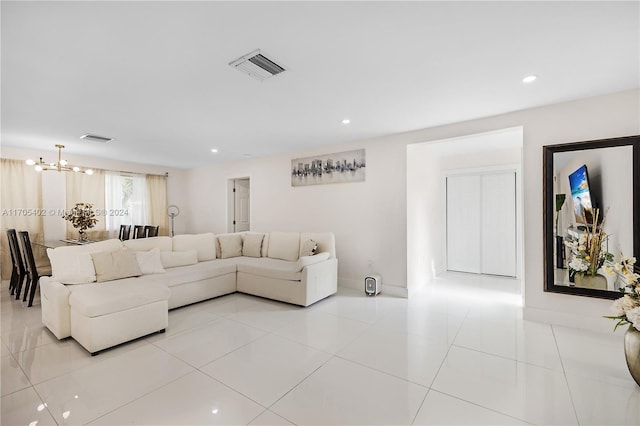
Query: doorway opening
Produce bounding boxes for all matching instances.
[406,126,524,296]
[227,177,250,232]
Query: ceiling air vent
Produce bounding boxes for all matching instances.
[80,134,113,143]
[229,49,286,81]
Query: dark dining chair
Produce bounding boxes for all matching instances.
[6,229,27,298]
[144,225,159,238]
[18,231,52,307]
[118,224,132,241]
[133,225,146,239]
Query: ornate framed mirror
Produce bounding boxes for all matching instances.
[543,135,640,299]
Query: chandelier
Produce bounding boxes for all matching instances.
[26,144,94,175]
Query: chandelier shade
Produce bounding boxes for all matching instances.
[26,144,93,175]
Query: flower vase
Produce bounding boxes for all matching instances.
[574,272,607,290]
[78,230,88,242]
[624,326,640,387]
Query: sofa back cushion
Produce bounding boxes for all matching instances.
[160,250,198,268]
[299,232,336,259]
[123,236,172,252]
[47,238,123,284]
[267,232,301,261]
[172,233,216,261]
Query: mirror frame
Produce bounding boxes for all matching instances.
[543,134,640,299]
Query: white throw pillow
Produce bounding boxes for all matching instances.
[160,250,198,268]
[91,250,142,282]
[297,252,330,270]
[242,233,264,258]
[300,239,318,257]
[218,234,243,259]
[172,233,216,261]
[135,248,166,274]
[46,239,124,284]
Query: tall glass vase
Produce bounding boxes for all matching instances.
[78,229,88,242]
[625,326,640,387]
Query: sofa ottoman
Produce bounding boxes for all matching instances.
[68,278,170,355]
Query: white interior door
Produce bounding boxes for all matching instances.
[446,175,481,273]
[234,178,250,232]
[481,172,517,276]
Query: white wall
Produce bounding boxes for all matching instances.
[185,89,639,331]
[556,146,633,259]
[439,148,522,171]
[407,143,442,293]
[185,137,408,295]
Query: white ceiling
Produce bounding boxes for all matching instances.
[2,1,638,169]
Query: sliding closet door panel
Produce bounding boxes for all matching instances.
[446,175,481,273]
[481,172,517,276]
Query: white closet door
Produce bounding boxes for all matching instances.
[446,175,481,273]
[481,172,516,277]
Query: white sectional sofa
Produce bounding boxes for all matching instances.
[40,231,337,354]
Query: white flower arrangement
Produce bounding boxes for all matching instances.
[565,208,613,278]
[605,256,640,331]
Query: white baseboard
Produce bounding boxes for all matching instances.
[338,277,408,298]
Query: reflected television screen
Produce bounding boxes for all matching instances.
[568,164,594,225]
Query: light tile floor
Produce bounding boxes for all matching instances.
[1,272,639,425]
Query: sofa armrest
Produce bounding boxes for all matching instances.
[40,276,72,339]
[297,252,331,270]
[301,257,338,306]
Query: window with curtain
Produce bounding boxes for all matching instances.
[0,159,45,279]
[104,171,149,233]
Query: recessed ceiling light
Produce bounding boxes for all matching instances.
[342,119,351,125]
[211,148,218,153]
[522,75,537,83]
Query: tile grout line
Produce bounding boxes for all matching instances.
[408,304,471,425]
[550,324,582,425]
[425,389,537,425]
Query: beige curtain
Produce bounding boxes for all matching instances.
[65,169,107,240]
[0,159,44,279]
[146,174,168,236]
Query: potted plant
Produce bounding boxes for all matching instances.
[63,202,98,242]
[564,208,613,289]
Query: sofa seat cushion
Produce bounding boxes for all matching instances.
[69,279,170,318]
[236,257,302,281]
[156,260,236,288]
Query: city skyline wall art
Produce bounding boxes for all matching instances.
[291,149,366,187]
